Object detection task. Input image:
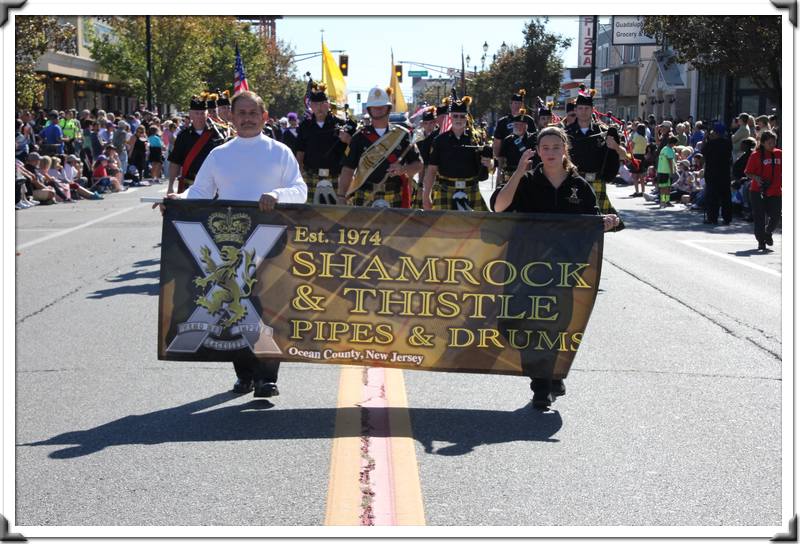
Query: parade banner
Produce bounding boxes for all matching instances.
[157,200,605,379]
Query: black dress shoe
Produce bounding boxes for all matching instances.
[552,379,566,397]
[758,241,767,251]
[232,378,254,394]
[254,381,279,398]
[766,233,774,246]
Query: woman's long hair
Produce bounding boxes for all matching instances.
[536,126,578,175]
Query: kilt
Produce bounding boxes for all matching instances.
[177,177,194,193]
[432,176,487,211]
[350,178,403,208]
[587,176,625,231]
[304,171,339,205]
[410,177,424,209]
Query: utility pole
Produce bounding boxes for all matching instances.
[146,16,153,112]
[590,15,598,90]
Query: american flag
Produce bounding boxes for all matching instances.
[440,113,452,133]
[234,43,249,94]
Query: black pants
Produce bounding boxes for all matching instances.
[704,178,732,224]
[80,148,93,179]
[232,351,280,383]
[750,192,781,243]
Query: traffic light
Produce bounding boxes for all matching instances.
[339,54,349,76]
[394,64,402,83]
[356,93,361,103]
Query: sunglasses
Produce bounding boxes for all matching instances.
[451,114,467,119]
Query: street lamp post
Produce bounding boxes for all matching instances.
[461,47,467,97]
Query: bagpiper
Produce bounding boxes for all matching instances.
[337,86,422,207]
[564,85,627,230]
[212,89,235,138]
[411,105,438,208]
[204,92,230,140]
[296,82,352,205]
[166,94,226,193]
[422,90,493,211]
[560,99,577,129]
[498,107,539,186]
[536,99,555,130]
[492,88,537,161]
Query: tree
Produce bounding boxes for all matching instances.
[15,16,77,110]
[643,16,781,107]
[249,40,307,117]
[200,20,306,116]
[200,18,267,95]
[89,17,211,112]
[89,16,307,116]
[467,18,570,120]
[516,18,570,102]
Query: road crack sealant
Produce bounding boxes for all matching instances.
[16,284,84,325]
[357,367,378,525]
[604,258,781,361]
[16,263,157,325]
[355,367,396,526]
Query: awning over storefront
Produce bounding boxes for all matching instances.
[654,50,684,87]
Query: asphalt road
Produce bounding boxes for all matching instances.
[11,181,784,535]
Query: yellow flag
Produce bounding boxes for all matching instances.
[389,52,408,113]
[321,41,347,105]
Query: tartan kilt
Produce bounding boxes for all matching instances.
[349,179,403,208]
[589,178,625,231]
[432,179,487,211]
[410,177,424,209]
[304,172,339,205]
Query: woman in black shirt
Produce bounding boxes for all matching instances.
[492,126,619,410]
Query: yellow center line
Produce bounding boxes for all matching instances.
[384,367,426,525]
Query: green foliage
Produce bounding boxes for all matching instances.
[247,40,307,115]
[15,16,77,110]
[89,17,210,110]
[89,16,307,115]
[642,16,781,104]
[457,18,569,119]
[200,18,265,95]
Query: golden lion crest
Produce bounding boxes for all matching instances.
[193,245,257,328]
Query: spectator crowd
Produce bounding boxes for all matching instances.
[601,110,781,250]
[15,102,781,252]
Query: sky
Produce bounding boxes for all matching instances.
[275,16,587,112]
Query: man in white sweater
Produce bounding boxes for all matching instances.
[160,91,307,398]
